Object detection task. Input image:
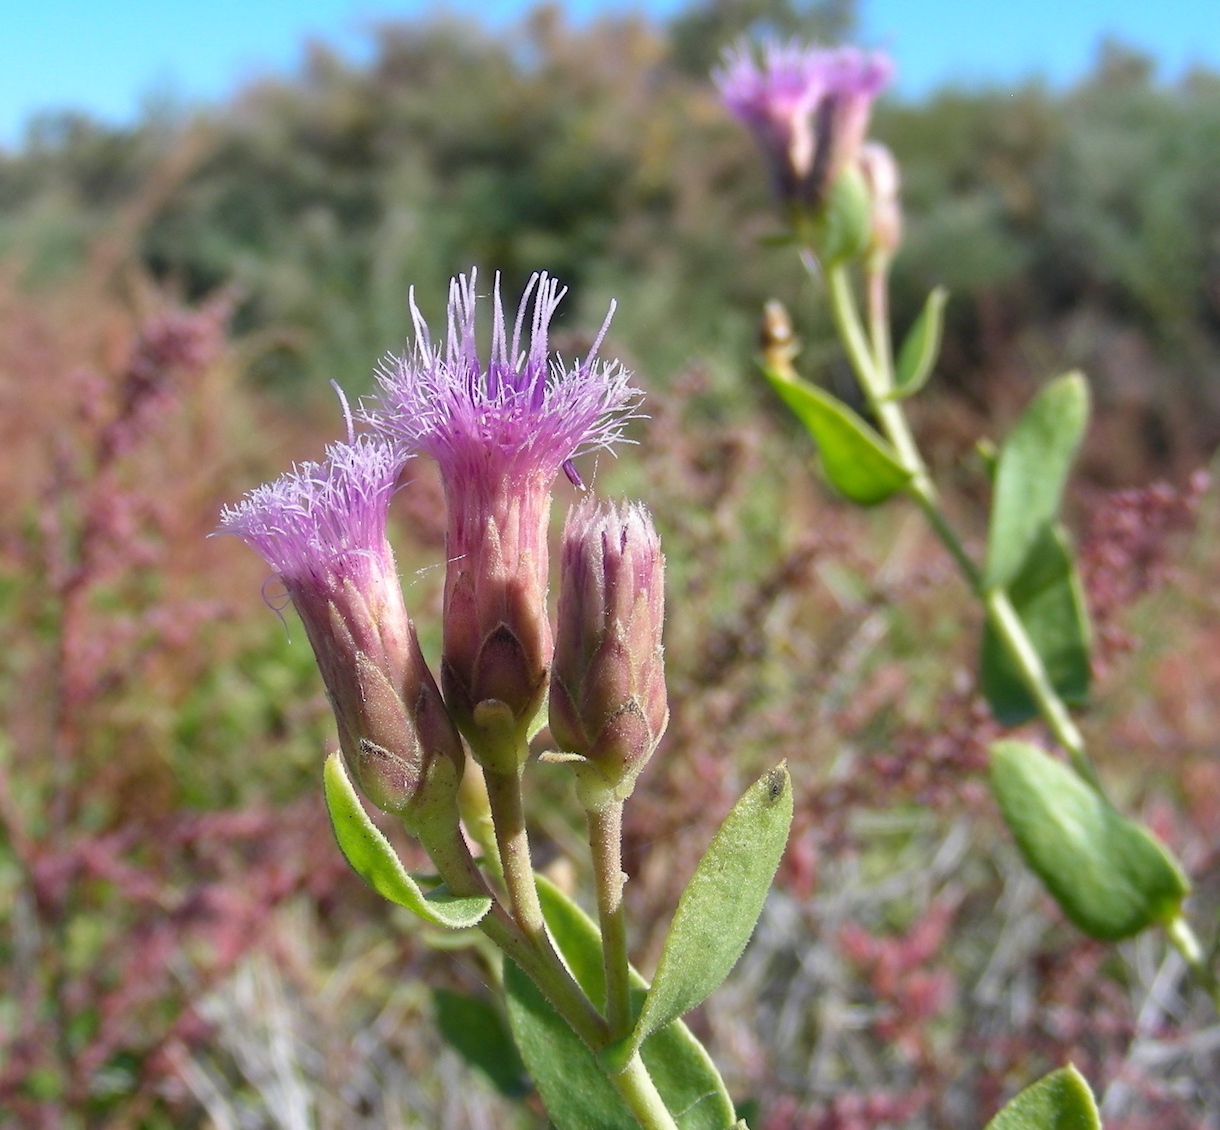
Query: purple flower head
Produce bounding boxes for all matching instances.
[368,270,638,490]
[550,498,667,807]
[715,40,892,209]
[218,435,465,827]
[364,271,641,762]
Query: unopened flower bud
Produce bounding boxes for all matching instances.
[859,141,902,259]
[218,436,465,833]
[550,499,667,808]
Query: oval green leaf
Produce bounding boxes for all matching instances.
[989,741,1189,941]
[981,526,1091,726]
[505,876,737,1130]
[893,286,947,398]
[322,752,492,929]
[623,765,793,1061]
[984,372,1090,590]
[985,1065,1101,1130]
[765,370,911,505]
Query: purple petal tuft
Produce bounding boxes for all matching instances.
[364,269,640,489]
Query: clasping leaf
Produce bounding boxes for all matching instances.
[322,752,492,930]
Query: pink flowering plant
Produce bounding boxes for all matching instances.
[716,37,1220,1128]
[221,271,794,1129]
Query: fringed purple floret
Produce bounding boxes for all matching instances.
[366,270,640,489]
[714,40,892,206]
[217,435,402,590]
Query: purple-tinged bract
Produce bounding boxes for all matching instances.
[365,271,640,762]
[218,436,465,828]
[715,40,892,209]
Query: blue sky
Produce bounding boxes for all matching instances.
[2,1,1217,147]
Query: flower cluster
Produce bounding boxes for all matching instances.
[220,270,662,825]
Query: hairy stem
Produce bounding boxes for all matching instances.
[484,766,549,942]
[588,801,632,1038]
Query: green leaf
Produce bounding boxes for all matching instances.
[984,373,1090,590]
[505,960,633,1130]
[893,286,947,398]
[505,877,737,1130]
[985,1065,1101,1130]
[989,741,1189,941]
[765,370,911,505]
[433,989,530,1098]
[538,877,738,1130]
[322,752,491,929]
[981,526,1092,725]
[622,765,793,1061]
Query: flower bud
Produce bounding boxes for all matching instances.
[550,498,667,807]
[859,141,903,260]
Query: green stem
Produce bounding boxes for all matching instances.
[827,258,1105,793]
[611,1053,681,1130]
[827,264,930,494]
[982,589,1101,790]
[588,801,632,1038]
[1166,915,1220,1015]
[484,766,550,943]
[419,807,608,1049]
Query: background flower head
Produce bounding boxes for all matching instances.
[716,40,892,208]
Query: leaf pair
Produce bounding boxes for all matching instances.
[762,286,946,505]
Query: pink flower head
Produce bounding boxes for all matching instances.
[218,435,465,827]
[365,271,639,762]
[550,498,667,806]
[715,40,892,208]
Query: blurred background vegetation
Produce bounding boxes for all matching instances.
[2,0,1220,1126]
